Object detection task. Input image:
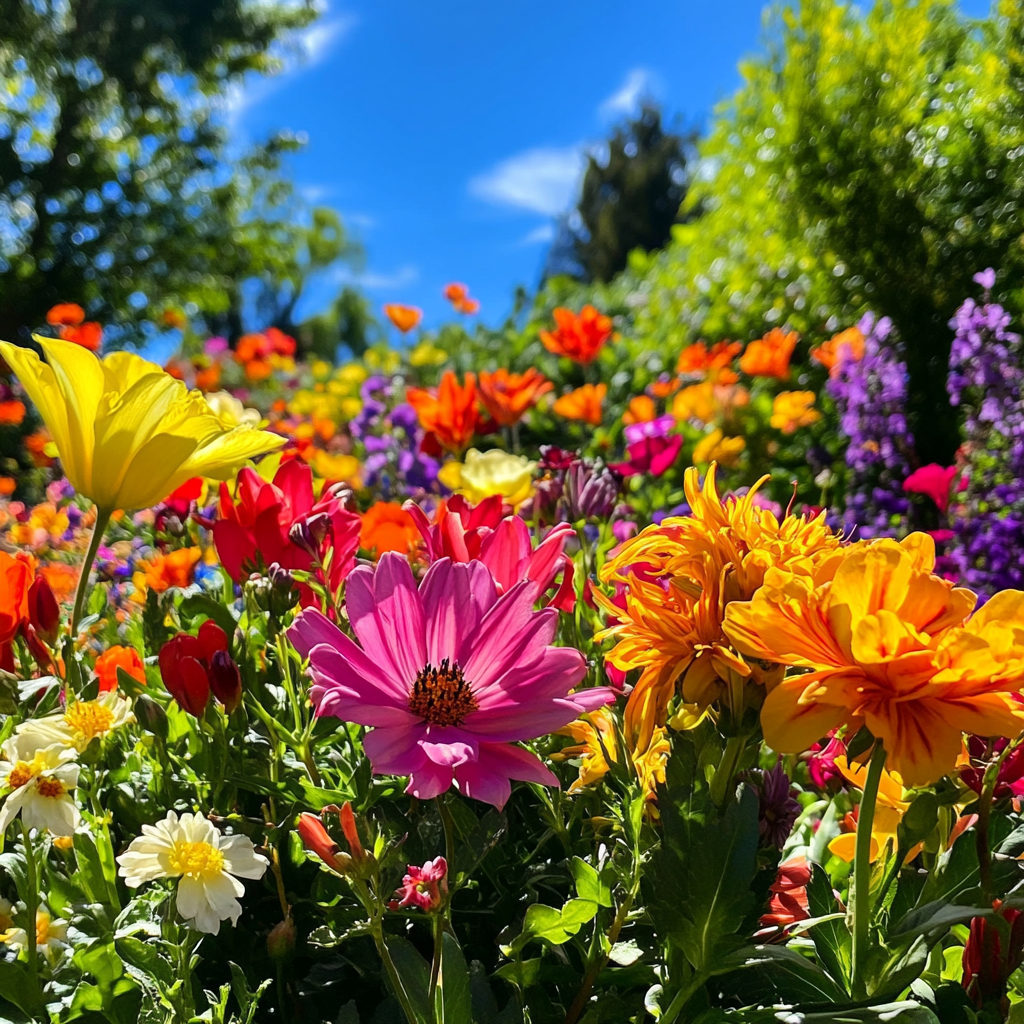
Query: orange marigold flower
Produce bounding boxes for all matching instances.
[671,381,719,424]
[650,376,681,399]
[771,391,821,434]
[360,501,418,556]
[478,368,552,428]
[236,333,265,363]
[406,371,481,453]
[384,304,423,333]
[60,321,103,351]
[739,328,798,379]
[138,547,202,593]
[0,400,26,426]
[553,383,606,426]
[95,645,146,693]
[46,303,85,327]
[810,327,865,377]
[623,395,657,425]
[677,340,742,384]
[539,306,613,365]
[245,360,273,383]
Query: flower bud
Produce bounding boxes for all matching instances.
[297,812,353,874]
[339,801,367,866]
[158,634,211,716]
[134,693,169,740]
[564,459,620,521]
[289,512,333,556]
[267,915,296,960]
[208,650,243,713]
[27,577,60,644]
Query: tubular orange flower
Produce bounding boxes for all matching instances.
[383,304,423,333]
[676,340,742,384]
[598,464,843,747]
[552,383,606,426]
[539,306,612,364]
[478,368,552,428]
[360,501,418,556]
[406,371,481,453]
[770,391,821,434]
[811,326,865,376]
[739,328,798,379]
[723,534,1024,786]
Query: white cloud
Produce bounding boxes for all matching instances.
[520,224,555,245]
[469,146,585,216]
[325,263,419,291]
[599,68,652,118]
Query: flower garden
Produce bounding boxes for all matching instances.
[0,265,1022,1024]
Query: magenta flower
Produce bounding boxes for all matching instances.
[390,856,448,912]
[610,434,684,478]
[288,553,613,808]
[902,463,959,513]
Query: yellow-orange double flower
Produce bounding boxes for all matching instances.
[723,534,1024,787]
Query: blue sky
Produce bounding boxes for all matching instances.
[229,0,992,331]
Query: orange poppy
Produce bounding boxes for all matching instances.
[95,645,147,693]
[137,548,202,593]
[811,327,865,376]
[0,551,30,647]
[46,303,85,327]
[384,304,423,333]
[553,383,607,427]
[623,395,657,425]
[245,360,273,383]
[456,298,480,315]
[539,306,613,364]
[406,371,481,452]
[60,321,103,351]
[41,563,79,604]
[478,368,553,428]
[739,328,798,379]
[360,502,418,556]
[676,340,742,384]
[195,364,221,392]
[0,400,26,426]
[236,333,267,363]
[444,283,469,303]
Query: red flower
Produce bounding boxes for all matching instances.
[902,463,958,514]
[213,460,360,599]
[610,434,684,478]
[963,904,1024,1009]
[759,856,811,931]
[159,621,241,715]
[390,857,448,912]
[297,813,352,873]
[540,306,613,364]
[96,645,146,694]
[0,552,31,672]
[406,371,481,453]
[27,577,60,645]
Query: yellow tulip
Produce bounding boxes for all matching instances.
[0,337,284,513]
[438,448,536,507]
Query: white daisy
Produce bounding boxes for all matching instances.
[1,905,69,961]
[116,811,268,935]
[0,735,80,836]
[17,691,135,753]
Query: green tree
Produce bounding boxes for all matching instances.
[0,0,351,343]
[560,104,696,284]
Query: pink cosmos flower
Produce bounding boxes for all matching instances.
[390,856,448,912]
[288,553,612,808]
[406,497,576,611]
[902,463,959,514]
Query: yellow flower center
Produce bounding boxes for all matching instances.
[35,777,65,799]
[7,755,45,789]
[64,701,115,742]
[168,840,226,879]
[36,912,51,946]
[408,659,479,727]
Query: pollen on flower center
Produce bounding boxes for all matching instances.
[7,759,39,789]
[64,701,115,741]
[408,659,479,727]
[168,840,226,879]
[35,777,65,798]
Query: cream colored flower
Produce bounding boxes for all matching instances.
[205,391,262,429]
[16,691,135,753]
[1,905,68,960]
[438,448,536,507]
[0,736,79,836]
[117,811,268,934]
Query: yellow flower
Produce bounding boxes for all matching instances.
[409,341,448,367]
[770,391,821,434]
[364,346,401,374]
[671,381,719,424]
[0,338,284,513]
[723,533,1024,786]
[827,756,914,864]
[692,428,745,467]
[204,391,262,430]
[438,448,536,507]
[309,450,362,486]
[554,708,620,793]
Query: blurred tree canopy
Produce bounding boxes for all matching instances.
[619,0,1024,462]
[0,0,358,346]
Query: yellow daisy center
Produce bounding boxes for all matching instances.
[408,658,478,727]
[35,777,66,799]
[168,840,226,879]
[7,757,44,789]
[64,701,115,742]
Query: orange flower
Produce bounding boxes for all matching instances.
[444,283,469,304]
[671,382,719,424]
[0,477,15,496]
[739,328,798,379]
[539,306,613,364]
[456,297,480,315]
[0,551,30,647]
[195,364,221,392]
[236,333,266,363]
[676,341,742,384]
[60,321,103,351]
[650,376,682,399]
[811,327,865,377]
[0,400,25,426]
[478,368,552,428]
[553,383,606,426]
[46,303,85,327]
[384,304,423,333]
[95,645,146,693]
[24,430,54,467]
[360,502,418,556]
[623,395,657,425]
[137,548,201,593]
[41,563,79,604]
[406,371,481,452]
[245,360,273,383]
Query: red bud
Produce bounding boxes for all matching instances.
[339,801,367,865]
[297,813,352,874]
[197,619,229,661]
[27,577,60,644]
[159,636,211,716]
[208,650,242,713]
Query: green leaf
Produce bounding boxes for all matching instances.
[713,944,847,1005]
[805,864,851,994]
[384,935,431,1024]
[571,857,613,907]
[0,960,45,1017]
[115,936,175,989]
[513,898,598,950]
[436,931,473,1024]
[179,594,238,644]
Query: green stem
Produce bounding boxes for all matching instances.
[20,823,39,995]
[851,743,887,1001]
[429,914,444,1021]
[71,507,111,635]
[370,917,421,1024]
[709,734,747,808]
[659,968,709,1024]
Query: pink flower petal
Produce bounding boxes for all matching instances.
[420,735,477,768]
[363,724,429,775]
[461,698,590,741]
[468,610,563,700]
[407,761,455,801]
[419,559,497,667]
[454,743,559,809]
[288,607,343,660]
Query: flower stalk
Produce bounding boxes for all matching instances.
[851,742,887,999]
